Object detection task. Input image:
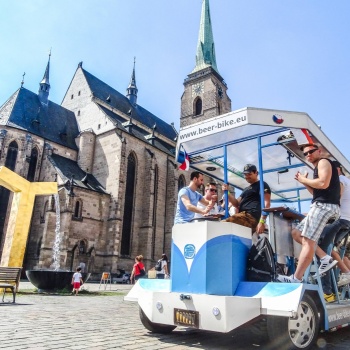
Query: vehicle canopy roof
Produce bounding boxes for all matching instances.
[176,107,350,204]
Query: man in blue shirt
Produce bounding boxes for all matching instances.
[174,171,216,224]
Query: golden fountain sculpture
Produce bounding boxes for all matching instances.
[0,166,57,267]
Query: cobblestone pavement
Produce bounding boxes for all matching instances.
[1,282,350,349]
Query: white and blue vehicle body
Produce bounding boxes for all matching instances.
[125,107,350,349]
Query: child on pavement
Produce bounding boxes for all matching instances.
[71,267,83,295]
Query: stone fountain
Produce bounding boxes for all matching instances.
[0,166,90,291]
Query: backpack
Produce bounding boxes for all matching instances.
[246,236,277,282]
[155,259,162,272]
[137,263,146,277]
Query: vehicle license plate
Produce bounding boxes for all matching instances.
[174,308,199,328]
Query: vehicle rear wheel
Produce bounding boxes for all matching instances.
[139,307,176,334]
[267,294,319,350]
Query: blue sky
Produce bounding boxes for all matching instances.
[1,0,350,162]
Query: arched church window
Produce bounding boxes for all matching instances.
[5,141,18,171]
[195,98,202,116]
[27,147,38,182]
[79,240,86,254]
[151,165,159,259]
[121,152,137,256]
[178,175,186,192]
[0,141,19,250]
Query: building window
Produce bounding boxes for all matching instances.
[77,110,80,116]
[27,147,38,182]
[73,200,83,220]
[151,165,159,259]
[71,94,74,99]
[195,98,202,116]
[5,141,18,171]
[98,124,101,129]
[78,91,81,96]
[0,141,19,245]
[121,153,137,256]
[178,175,186,192]
[79,240,86,254]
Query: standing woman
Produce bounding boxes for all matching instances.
[130,255,145,283]
[156,254,169,279]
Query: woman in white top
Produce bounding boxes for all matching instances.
[156,254,169,279]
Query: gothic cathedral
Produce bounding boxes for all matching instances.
[0,0,230,278]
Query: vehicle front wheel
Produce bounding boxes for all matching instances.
[267,294,320,350]
[139,307,176,334]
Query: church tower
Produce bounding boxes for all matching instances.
[38,52,51,105]
[180,0,231,127]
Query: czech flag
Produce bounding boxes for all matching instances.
[178,148,190,171]
[293,128,313,146]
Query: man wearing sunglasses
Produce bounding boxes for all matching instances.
[174,171,216,224]
[194,182,224,219]
[277,144,340,284]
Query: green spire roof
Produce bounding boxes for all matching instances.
[192,0,218,74]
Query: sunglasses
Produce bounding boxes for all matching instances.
[207,189,217,193]
[303,149,318,157]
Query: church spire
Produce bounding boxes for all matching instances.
[38,50,51,105]
[192,0,218,74]
[126,57,138,106]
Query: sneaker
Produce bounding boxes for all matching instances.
[324,293,336,303]
[318,257,338,275]
[276,274,302,283]
[338,274,350,287]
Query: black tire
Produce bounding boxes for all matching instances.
[267,294,320,350]
[139,307,176,334]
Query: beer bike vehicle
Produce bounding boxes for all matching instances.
[125,107,350,350]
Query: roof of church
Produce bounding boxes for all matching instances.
[99,106,176,155]
[49,153,108,194]
[0,88,79,150]
[81,68,177,142]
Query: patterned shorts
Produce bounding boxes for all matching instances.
[297,202,340,241]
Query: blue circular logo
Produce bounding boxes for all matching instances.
[184,244,196,259]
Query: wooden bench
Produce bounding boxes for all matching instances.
[0,267,22,303]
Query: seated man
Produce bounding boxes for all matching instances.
[174,171,216,224]
[222,164,271,233]
[194,182,224,219]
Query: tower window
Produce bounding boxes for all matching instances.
[98,124,101,129]
[78,91,81,96]
[71,94,74,99]
[77,110,80,116]
[195,98,202,116]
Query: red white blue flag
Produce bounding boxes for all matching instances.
[178,147,190,171]
[293,128,313,146]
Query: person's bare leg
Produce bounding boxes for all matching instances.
[332,250,350,273]
[294,237,316,280]
[343,257,350,270]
